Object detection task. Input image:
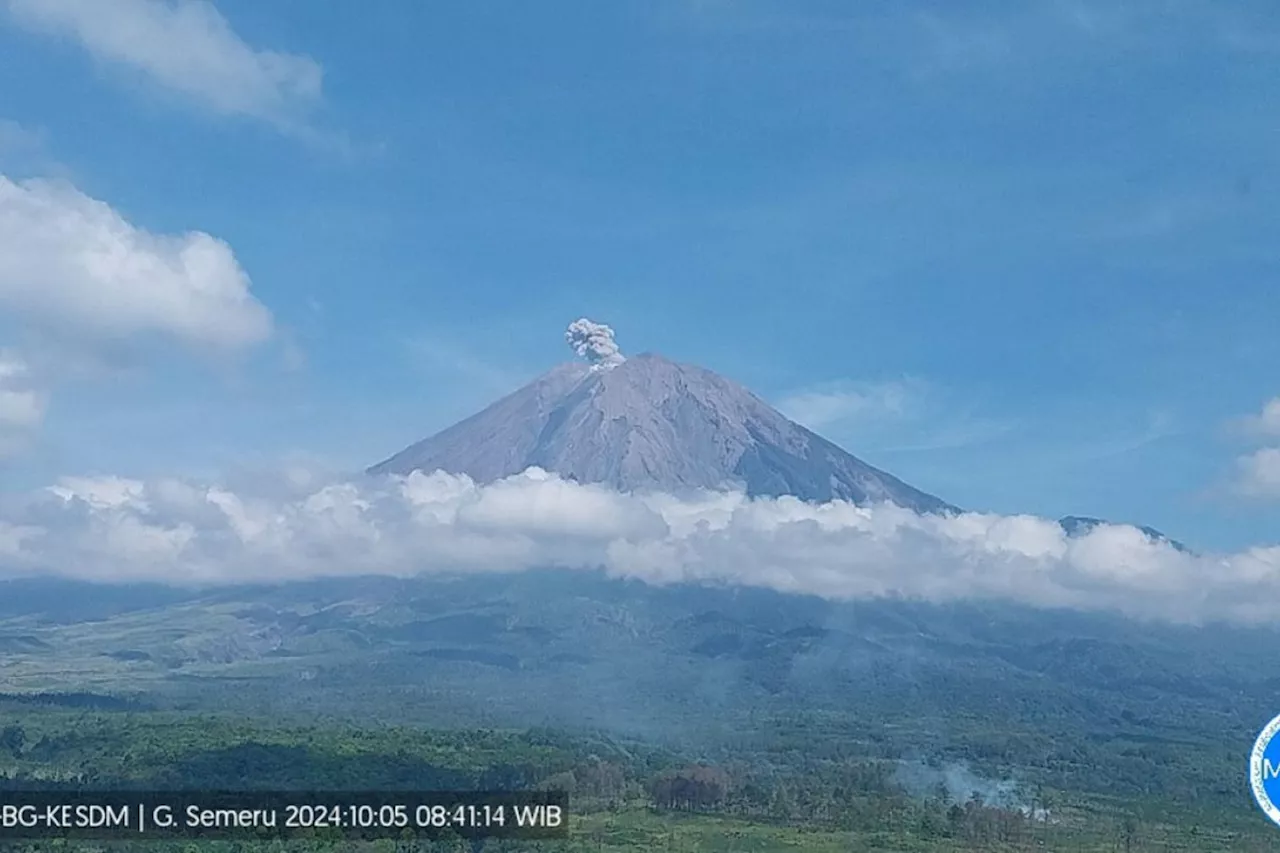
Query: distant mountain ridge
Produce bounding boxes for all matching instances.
[368,352,956,513]
[1058,515,1191,553]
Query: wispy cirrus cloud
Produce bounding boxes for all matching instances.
[0,120,53,172]
[2,0,323,130]
[776,378,1015,455]
[776,379,919,433]
[680,0,1280,76]
[403,336,532,398]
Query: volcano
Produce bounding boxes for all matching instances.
[367,321,954,513]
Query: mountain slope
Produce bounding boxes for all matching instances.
[368,353,954,513]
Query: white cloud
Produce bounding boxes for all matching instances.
[7,467,1280,624]
[0,352,46,456]
[1236,448,1280,499]
[1246,398,1280,438]
[3,0,322,127]
[1225,398,1280,499]
[0,175,272,351]
[46,475,148,509]
[0,354,43,427]
[0,388,42,429]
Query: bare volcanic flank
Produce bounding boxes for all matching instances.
[368,352,954,513]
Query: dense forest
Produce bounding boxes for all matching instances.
[0,694,1275,852]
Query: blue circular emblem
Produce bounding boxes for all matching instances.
[1251,713,1280,826]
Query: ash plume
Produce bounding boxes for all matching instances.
[566,318,625,369]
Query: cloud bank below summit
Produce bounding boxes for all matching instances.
[3,467,1278,625]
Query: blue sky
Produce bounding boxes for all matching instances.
[0,0,1278,553]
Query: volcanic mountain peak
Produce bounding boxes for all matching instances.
[368,321,955,513]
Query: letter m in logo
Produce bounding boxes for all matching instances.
[1265,759,1280,780]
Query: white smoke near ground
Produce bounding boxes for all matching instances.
[892,761,1049,821]
[566,318,625,369]
[3,467,1280,625]
[893,761,1018,807]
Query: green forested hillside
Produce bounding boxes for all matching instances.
[1,573,1279,851]
[0,696,1274,852]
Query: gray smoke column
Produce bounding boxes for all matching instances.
[565,318,625,369]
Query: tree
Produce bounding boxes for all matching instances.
[947,803,965,835]
[0,725,24,757]
[649,765,730,812]
[576,759,626,801]
[1121,815,1139,853]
